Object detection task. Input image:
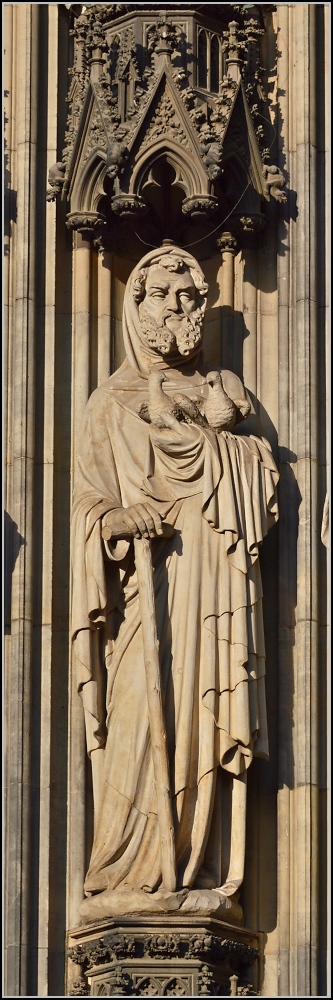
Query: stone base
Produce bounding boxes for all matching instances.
[67,915,262,996]
[80,888,243,924]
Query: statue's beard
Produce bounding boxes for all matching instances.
[139,304,203,357]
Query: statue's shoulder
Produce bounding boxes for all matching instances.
[87,362,134,408]
[87,379,112,403]
[85,378,118,421]
[86,362,146,426]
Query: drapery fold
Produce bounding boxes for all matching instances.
[71,369,278,895]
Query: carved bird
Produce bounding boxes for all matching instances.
[201,371,237,433]
[141,372,183,428]
[137,373,206,429]
[171,392,207,426]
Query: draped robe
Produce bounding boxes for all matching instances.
[72,366,279,899]
[71,246,279,904]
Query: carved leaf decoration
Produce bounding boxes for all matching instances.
[141,90,190,151]
[83,100,108,163]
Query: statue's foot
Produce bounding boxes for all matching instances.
[179,888,243,922]
[80,887,189,923]
[80,886,242,924]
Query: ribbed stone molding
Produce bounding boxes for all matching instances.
[4,5,73,995]
[4,6,40,995]
[275,4,328,997]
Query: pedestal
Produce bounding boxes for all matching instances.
[67,916,262,996]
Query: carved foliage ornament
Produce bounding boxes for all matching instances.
[68,923,260,995]
[141,91,190,151]
[69,932,136,969]
[69,981,90,997]
[66,212,107,239]
[143,933,181,957]
[68,932,258,971]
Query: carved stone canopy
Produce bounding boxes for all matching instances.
[55,4,286,257]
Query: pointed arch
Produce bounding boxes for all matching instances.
[70,150,108,214]
[210,34,219,93]
[198,29,208,89]
[130,139,209,200]
[109,34,120,82]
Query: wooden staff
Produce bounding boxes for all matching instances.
[101,521,177,892]
[134,535,177,892]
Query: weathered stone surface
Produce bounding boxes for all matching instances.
[80,889,243,925]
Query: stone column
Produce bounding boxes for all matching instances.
[274,9,293,995]
[71,235,92,443]
[36,5,59,994]
[216,232,239,371]
[275,4,328,996]
[97,249,112,384]
[67,232,92,962]
[5,5,74,994]
[242,249,258,397]
[66,236,112,992]
[4,5,40,995]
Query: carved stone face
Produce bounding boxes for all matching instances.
[138,265,204,357]
[143,266,197,322]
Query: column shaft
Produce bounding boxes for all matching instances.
[67,236,92,961]
[5,5,39,994]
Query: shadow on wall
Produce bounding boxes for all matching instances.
[237,400,301,937]
[202,307,249,381]
[259,11,299,257]
[4,511,25,634]
[4,90,17,255]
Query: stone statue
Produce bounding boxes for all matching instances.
[262,163,287,203]
[46,160,65,201]
[71,246,279,924]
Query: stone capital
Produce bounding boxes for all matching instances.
[217,232,239,255]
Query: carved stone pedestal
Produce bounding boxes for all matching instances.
[67,917,261,996]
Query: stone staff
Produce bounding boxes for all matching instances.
[101,521,177,893]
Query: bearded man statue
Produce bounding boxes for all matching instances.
[71,245,279,923]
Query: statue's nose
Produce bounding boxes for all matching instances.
[165,290,179,312]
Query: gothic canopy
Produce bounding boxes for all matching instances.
[48,3,285,258]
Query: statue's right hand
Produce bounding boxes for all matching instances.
[102,503,164,541]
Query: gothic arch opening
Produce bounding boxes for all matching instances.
[138,157,186,237]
